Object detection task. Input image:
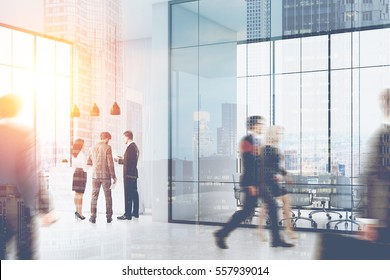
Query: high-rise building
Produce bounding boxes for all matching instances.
[283,0,339,35]
[43,0,124,152]
[217,103,237,157]
[284,149,299,172]
[247,0,271,40]
[282,0,390,36]
[192,111,213,159]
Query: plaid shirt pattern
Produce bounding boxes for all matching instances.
[88,142,116,180]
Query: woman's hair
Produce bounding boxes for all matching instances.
[72,138,84,158]
[265,125,284,145]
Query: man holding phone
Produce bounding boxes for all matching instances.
[116,131,140,220]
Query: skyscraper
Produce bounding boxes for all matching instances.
[247,0,271,40]
[43,0,124,152]
[192,111,213,159]
[217,103,237,157]
[282,0,390,36]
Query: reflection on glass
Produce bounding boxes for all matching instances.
[199,43,237,182]
[199,181,237,223]
[199,0,246,45]
[171,181,198,221]
[169,2,390,230]
[171,47,198,177]
[171,2,198,48]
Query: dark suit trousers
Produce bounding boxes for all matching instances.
[0,204,37,260]
[258,184,283,243]
[124,178,139,217]
[218,186,282,244]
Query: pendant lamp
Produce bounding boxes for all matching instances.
[71,104,80,117]
[110,101,120,115]
[90,102,100,116]
[110,26,121,115]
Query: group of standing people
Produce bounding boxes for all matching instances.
[214,116,295,249]
[71,130,139,224]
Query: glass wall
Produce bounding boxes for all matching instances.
[169,0,390,231]
[0,24,72,171]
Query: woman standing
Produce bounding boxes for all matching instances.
[72,138,88,220]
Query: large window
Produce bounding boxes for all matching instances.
[0,24,72,171]
[169,0,390,231]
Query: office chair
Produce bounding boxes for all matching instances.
[308,187,343,220]
[326,187,362,230]
[279,192,318,229]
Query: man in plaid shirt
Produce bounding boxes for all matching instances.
[87,132,117,223]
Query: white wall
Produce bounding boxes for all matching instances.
[0,0,44,32]
[148,1,169,222]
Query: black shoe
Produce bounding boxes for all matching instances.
[213,231,228,249]
[75,212,85,220]
[132,213,139,218]
[107,218,113,223]
[271,240,294,248]
[89,217,96,224]
[117,215,131,220]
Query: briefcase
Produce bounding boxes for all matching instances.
[317,232,390,260]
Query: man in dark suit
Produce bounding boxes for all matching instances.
[214,116,293,249]
[117,131,140,220]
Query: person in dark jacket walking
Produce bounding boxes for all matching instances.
[214,116,293,249]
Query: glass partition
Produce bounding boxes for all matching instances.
[169,0,390,232]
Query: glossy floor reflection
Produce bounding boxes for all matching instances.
[38,211,320,260]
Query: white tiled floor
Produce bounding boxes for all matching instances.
[38,210,321,260]
[35,170,328,260]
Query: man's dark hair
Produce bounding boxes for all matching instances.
[247,116,264,130]
[123,130,133,140]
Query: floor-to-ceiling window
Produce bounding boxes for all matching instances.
[169,0,390,232]
[0,24,72,171]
